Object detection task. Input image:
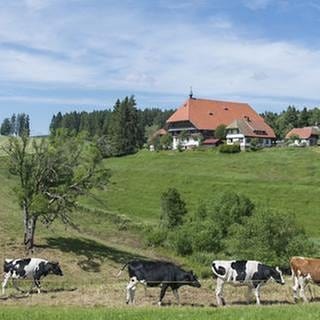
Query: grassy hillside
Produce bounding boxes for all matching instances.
[85,147,320,237]
[1,146,320,310]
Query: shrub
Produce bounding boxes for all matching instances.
[160,188,187,229]
[219,144,241,153]
[225,210,315,268]
[250,138,263,152]
[145,227,167,247]
[169,227,193,256]
[209,192,255,237]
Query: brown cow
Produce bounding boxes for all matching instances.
[290,256,320,302]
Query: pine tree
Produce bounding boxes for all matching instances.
[0,118,12,136]
[107,96,139,156]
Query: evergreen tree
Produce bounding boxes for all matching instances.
[0,118,12,136]
[107,96,139,156]
[10,114,16,135]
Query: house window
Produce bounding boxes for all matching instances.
[246,138,251,143]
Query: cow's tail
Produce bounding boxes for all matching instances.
[211,262,224,278]
[116,263,128,277]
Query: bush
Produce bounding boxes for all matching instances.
[209,192,254,237]
[160,188,187,229]
[250,138,263,152]
[226,210,315,268]
[169,227,193,256]
[219,144,241,153]
[145,227,167,247]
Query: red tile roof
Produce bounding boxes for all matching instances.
[167,98,275,139]
[285,127,320,139]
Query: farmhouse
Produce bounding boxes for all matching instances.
[226,118,275,150]
[285,126,320,146]
[166,94,275,150]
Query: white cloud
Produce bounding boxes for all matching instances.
[0,1,319,108]
[242,0,272,10]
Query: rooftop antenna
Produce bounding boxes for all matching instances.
[189,86,193,99]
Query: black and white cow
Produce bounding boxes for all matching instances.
[212,260,285,305]
[117,260,201,305]
[2,258,63,295]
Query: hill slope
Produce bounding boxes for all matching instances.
[88,148,320,237]
[1,147,320,307]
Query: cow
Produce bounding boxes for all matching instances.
[117,260,201,305]
[290,256,320,303]
[212,260,285,306]
[2,258,63,295]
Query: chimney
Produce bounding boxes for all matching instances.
[189,86,193,99]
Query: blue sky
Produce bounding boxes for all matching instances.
[0,0,320,135]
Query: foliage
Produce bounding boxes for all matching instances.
[288,134,300,141]
[145,124,160,145]
[226,210,315,268]
[145,227,167,247]
[208,192,254,237]
[0,113,30,137]
[219,144,241,153]
[261,106,320,139]
[3,130,110,250]
[169,226,193,256]
[160,188,187,229]
[159,134,173,150]
[214,124,227,140]
[49,104,174,148]
[107,96,139,156]
[250,138,263,151]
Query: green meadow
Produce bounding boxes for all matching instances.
[1,146,320,317]
[1,305,320,320]
[91,147,320,236]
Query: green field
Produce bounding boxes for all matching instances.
[91,147,320,236]
[1,146,320,316]
[1,305,320,320]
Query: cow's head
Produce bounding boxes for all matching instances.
[48,261,63,276]
[271,266,285,285]
[184,270,201,288]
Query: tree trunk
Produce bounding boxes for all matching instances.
[23,203,37,252]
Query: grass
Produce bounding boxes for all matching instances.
[0,146,320,312]
[85,147,320,236]
[2,305,320,320]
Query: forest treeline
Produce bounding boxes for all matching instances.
[261,106,320,139]
[49,96,174,156]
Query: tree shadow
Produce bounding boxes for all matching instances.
[41,236,145,273]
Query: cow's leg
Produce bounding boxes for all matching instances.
[12,278,24,293]
[140,280,148,297]
[215,278,225,306]
[34,279,41,294]
[254,284,262,305]
[292,275,299,303]
[307,284,314,301]
[126,277,138,304]
[172,288,180,305]
[298,276,308,303]
[1,273,11,295]
[245,286,253,304]
[158,284,168,306]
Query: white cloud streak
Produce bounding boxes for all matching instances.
[0,0,319,107]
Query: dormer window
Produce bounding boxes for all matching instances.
[209,112,213,116]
